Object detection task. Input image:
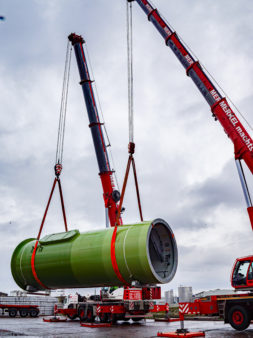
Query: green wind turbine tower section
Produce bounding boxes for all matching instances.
[11,219,177,291]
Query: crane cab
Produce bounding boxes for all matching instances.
[231,256,253,291]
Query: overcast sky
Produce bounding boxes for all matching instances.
[0,0,253,297]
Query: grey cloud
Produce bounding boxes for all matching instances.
[184,161,244,211]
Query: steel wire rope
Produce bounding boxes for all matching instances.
[32,39,71,268]
[156,7,253,134]
[55,40,72,165]
[60,43,72,163]
[127,0,134,143]
[85,45,120,191]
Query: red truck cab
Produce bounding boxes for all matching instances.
[231,256,253,290]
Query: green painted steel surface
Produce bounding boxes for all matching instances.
[11,219,177,291]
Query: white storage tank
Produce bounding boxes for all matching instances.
[165,289,174,304]
[178,286,192,303]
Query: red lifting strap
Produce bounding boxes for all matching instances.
[31,176,68,289]
[31,241,49,290]
[111,142,143,285]
[110,226,130,286]
[115,142,143,226]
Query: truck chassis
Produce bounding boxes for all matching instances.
[180,294,253,331]
[0,304,40,318]
[56,287,168,323]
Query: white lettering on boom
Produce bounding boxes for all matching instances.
[210,89,221,102]
[219,101,253,152]
[185,54,193,65]
[219,101,239,126]
[236,126,253,151]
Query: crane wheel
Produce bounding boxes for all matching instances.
[108,313,117,324]
[99,313,109,323]
[86,306,95,323]
[78,305,94,322]
[228,305,250,331]
[78,305,86,321]
[30,308,39,317]
[67,304,77,320]
[8,308,17,317]
[19,309,28,317]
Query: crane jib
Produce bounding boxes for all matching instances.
[68,33,121,227]
[135,0,253,173]
[72,43,111,174]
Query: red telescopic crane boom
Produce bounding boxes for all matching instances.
[133,0,253,229]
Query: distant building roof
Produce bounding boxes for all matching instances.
[0,292,8,297]
[194,289,237,298]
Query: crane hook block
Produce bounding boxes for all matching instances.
[54,164,62,177]
[128,142,135,154]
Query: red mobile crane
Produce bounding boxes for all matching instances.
[131,0,253,331]
[51,33,169,324]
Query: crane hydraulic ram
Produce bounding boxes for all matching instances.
[132,0,253,230]
[68,34,122,227]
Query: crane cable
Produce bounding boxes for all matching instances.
[31,41,72,290]
[115,0,143,225]
[127,0,134,144]
[45,39,72,231]
[56,40,72,168]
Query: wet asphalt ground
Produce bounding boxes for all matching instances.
[0,317,253,337]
